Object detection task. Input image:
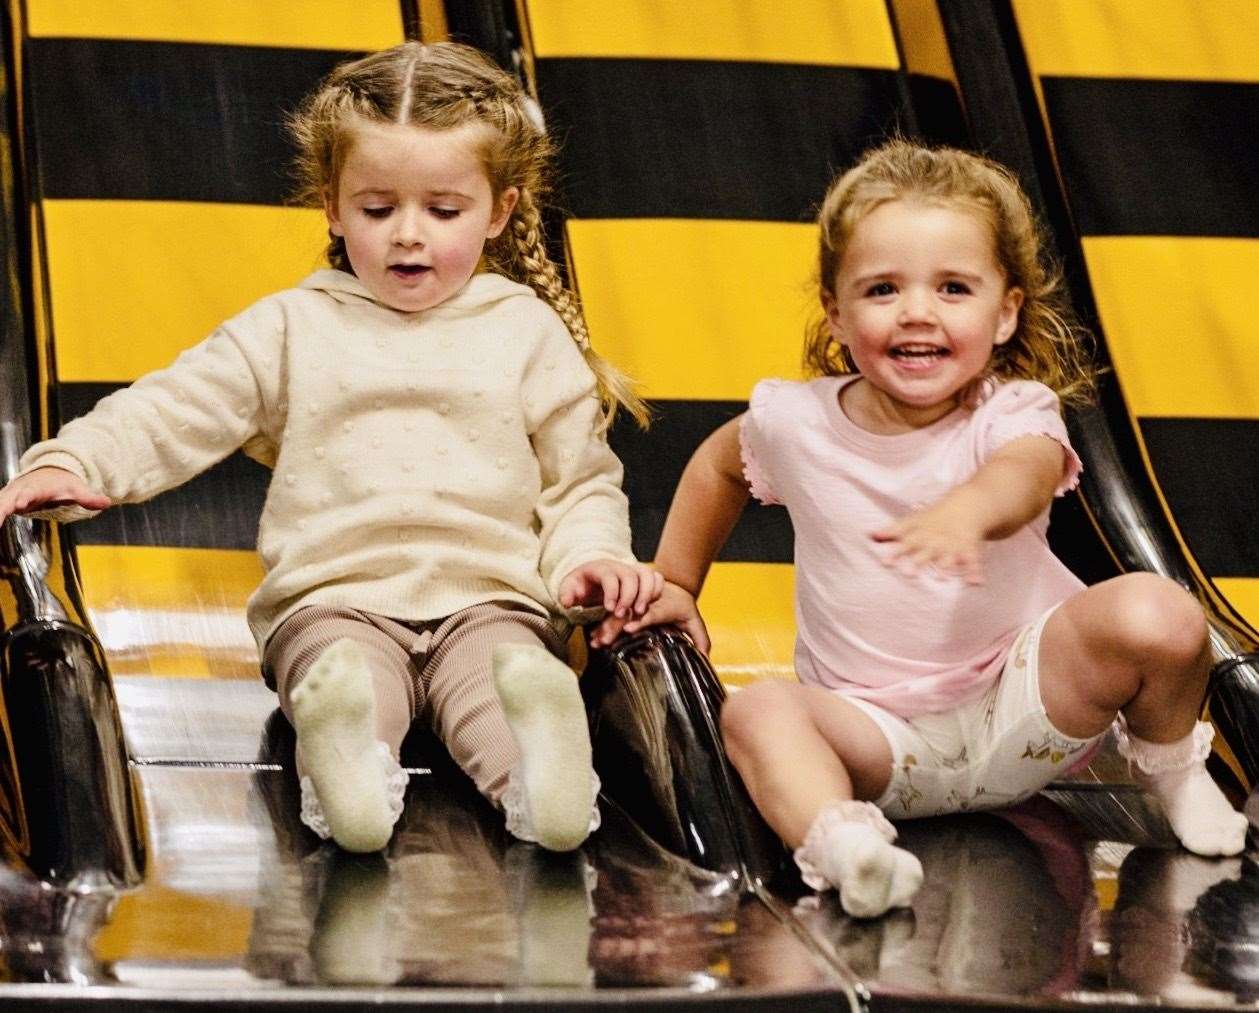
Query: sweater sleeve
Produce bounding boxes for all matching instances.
[18,301,285,521]
[522,315,635,603]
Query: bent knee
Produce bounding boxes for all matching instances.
[1108,573,1207,667]
[720,680,802,750]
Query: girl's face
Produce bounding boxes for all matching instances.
[824,199,1023,432]
[325,121,518,313]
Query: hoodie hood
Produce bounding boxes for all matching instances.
[299,269,535,315]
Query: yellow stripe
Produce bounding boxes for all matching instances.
[701,562,796,687]
[75,546,261,679]
[523,0,899,68]
[43,201,326,382]
[568,219,815,400]
[26,0,403,50]
[1214,578,1259,636]
[1013,0,1259,83]
[887,0,955,82]
[1081,237,1259,418]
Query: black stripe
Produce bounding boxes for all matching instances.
[611,400,793,564]
[1139,417,1259,578]
[58,381,1116,583]
[26,39,361,204]
[58,383,267,550]
[1041,77,1259,238]
[906,74,969,150]
[536,57,906,221]
[55,384,795,560]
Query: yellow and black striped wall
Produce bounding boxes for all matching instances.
[1013,0,1259,638]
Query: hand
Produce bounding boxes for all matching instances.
[591,580,711,655]
[558,559,664,621]
[870,499,986,585]
[0,467,110,525]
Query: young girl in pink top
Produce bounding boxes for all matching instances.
[597,140,1248,917]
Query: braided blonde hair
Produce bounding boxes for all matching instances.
[805,140,1096,406]
[288,41,647,429]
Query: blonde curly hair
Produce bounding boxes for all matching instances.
[288,41,647,429]
[805,139,1096,406]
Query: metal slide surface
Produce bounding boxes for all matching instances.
[3,0,1259,1009]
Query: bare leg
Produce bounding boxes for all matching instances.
[1038,573,1246,855]
[722,681,921,916]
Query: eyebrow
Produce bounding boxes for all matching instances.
[349,187,473,201]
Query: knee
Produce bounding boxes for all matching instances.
[1108,573,1208,672]
[720,680,799,759]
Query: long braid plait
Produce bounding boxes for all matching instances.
[505,189,648,430]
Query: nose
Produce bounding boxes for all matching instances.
[896,288,937,326]
[390,206,425,248]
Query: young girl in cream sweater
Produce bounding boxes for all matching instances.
[0,41,661,855]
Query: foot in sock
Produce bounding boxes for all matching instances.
[493,643,599,852]
[291,638,404,853]
[795,801,923,919]
[1120,720,1248,857]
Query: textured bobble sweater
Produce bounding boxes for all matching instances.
[19,270,636,649]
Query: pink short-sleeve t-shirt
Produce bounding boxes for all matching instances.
[739,375,1085,718]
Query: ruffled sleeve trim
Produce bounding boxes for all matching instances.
[988,428,1083,497]
[738,411,780,505]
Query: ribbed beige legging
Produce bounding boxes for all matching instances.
[263,601,569,804]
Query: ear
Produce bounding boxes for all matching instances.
[994,286,1024,346]
[486,186,520,239]
[822,289,844,342]
[323,187,344,238]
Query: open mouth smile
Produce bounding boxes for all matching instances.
[889,343,950,366]
[389,264,432,279]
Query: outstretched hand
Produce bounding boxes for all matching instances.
[0,466,110,525]
[590,580,710,655]
[558,558,663,622]
[870,499,987,585]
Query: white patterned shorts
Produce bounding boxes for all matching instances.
[843,604,1103,819]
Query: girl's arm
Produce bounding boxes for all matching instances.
[653,416,750,596]
[872,433,1066,584]
[594,416,750,653]
[10,314,281,520]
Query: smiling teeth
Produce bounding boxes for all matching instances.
[891,345,946,357]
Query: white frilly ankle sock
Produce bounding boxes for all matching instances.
[794,801,923,919]
[291,638,406,853]
[493,643,600,852]
[1116,718,1248,856]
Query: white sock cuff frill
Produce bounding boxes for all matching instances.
[794,800,897,891]
[299,740,408,841]
[502,763,602,846]
[1114,717,1214,776]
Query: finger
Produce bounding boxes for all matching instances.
[590,614,627,648]
[684,618,711,656]
[612,570,638,616]
[632,568,657,614]
[599,571,623,616]
[623,597,674,633]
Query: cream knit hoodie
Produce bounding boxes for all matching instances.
[20,270,635,649]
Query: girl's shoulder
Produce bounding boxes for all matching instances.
[749,375,852,416]
[971,378,1063,418]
